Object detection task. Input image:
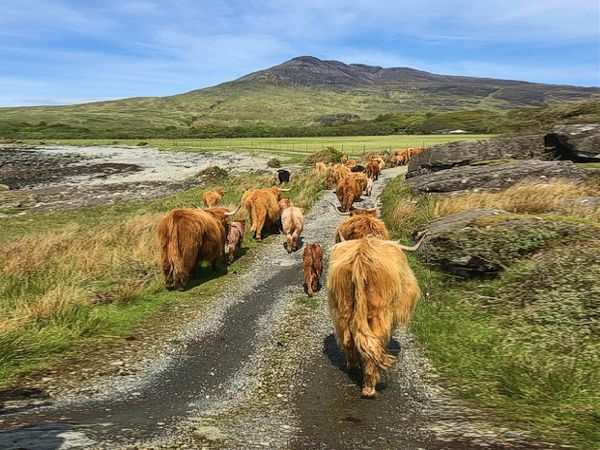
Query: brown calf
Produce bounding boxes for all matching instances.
[303,243,324,297]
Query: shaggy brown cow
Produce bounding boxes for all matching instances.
[158,208,233,290]
[225,220,245,263]
[366,160,381,181]
[242,187,290,241]
[330,203,389,243]
[336,176,361,212]
[370,155,385,172]
[202,189,224,207]
[327,164,351,189]
[280,199,304,253]
[327,236,423,397]
[303,243,323,297]
[350,172,368,194]
[389,149,411,166]
[345,159,359,168]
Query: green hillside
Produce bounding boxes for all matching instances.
[1,56,598,138]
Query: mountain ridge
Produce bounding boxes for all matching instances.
[1,56,598,137]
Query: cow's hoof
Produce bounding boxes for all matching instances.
[361,387,376,399]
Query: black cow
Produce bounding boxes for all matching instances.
[277,169,291,184]
[351,165,366,173]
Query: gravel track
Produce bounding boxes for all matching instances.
[0,165,553,450]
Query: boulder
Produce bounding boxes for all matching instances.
[405,160,588,193]
[544,123,600,163]
[406,134,548,178]
[417,210,596,277]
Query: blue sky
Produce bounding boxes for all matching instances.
[1,0,599,106]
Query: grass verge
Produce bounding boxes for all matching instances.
[380,176,600,449]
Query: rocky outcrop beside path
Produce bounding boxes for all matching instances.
[417,210,596,277]
[406,134,548,178]
[405,160,588,193]
[544,123,600,163]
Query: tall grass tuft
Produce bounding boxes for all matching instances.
[432,180,598,219]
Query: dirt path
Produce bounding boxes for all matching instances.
[0,167,550,450]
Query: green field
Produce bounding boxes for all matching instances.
[23,134,492,161]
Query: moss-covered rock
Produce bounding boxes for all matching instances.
[484,241,600,330]
[418,210,599,277]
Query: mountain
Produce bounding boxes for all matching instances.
[1,56,598,137]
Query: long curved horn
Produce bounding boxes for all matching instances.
[397,232,427,252]
[193,204,202,209]
[337,230,346,242]
[278,188,292,192]
[329,201,350,216]
[374,194,382,208]
[224,205,241,216]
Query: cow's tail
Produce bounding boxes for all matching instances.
[159,213,186,282]
[351,266,395,370]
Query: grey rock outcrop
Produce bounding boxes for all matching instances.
[544,123,600,163]
[405,160,587,193]
[406,135,549,178]
[417,210,592,277]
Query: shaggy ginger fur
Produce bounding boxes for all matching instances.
[242,187,283,241]
[158,208,225,290]
[280,200,304,253]
[303,243,323,297]
[225,220,245,263]
[349,172,368,193]
[365,177,373,196]
[334,214,389,243]
[366,160,381,181]
[327,164,351,189]
[336,176,361,212]
[202,189,224,207]
[327,237,420,398]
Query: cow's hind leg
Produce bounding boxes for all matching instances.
[342,329,359,371]
[361,360,378,398]
[292,229,300,251]
[306,272,313,297]
[161,253,175,290]
[255,217,266,241]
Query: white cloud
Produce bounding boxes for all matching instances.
[0,0,598,106]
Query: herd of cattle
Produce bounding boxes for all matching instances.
[157,148,425,398]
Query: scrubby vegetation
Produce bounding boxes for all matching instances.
[1,99,597,139]
[303,146,344,165]
[0,170,325,386]
[266,157,281,168]
[381,177,600,448]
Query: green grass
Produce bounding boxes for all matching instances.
[380,176,600,449]
[0,169,326,387]
[18,134,492,163]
